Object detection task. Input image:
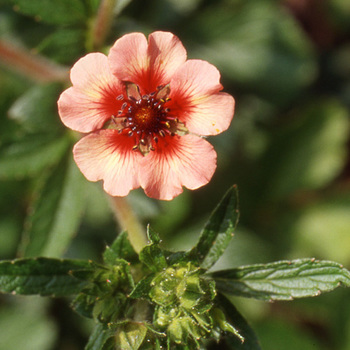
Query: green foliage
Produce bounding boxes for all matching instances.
[0,186,349,349]
[11,0,88,25]
[211,259,350,301]
[189,185,239,269]
[20,154,86,257]
[0,257,95,296]
[0,134,70,180]
[1,0,350,348]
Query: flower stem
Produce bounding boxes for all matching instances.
[109,196,148,253]
[88,0,117,51]
[0,39,69,83]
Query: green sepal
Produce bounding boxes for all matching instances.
[103,231,138,265]
[216,294,262,350]
[0,257,95,297]
[115,322,148,350]
[189,185,239,269]
[129,274,155,300]
[146,224,161,244]
[71,292,95,319]
[211,258,350,301]
[73,260,135,323]
[85,322,115,350]
[163,250,189,266]
[139,226,167,273]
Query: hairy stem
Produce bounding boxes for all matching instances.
[0,40,69,83]
[109,196,147,253]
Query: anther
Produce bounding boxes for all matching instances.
[159,130,166,137]
[121,102,127,110]
[116,95,124,100]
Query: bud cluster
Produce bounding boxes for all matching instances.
[149,262,218,346]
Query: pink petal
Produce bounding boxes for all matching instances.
[139,135,217,200]
[169,60,235,136]
[108,31,186,93]
[58,53,124,133]
[73,130,143,196]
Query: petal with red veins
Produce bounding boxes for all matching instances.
[58,53,123,133]
[169,60,235,136]
[73,130,143,196]
[147,31,187,89]
[109,31,186,93]
[139,135,217,200]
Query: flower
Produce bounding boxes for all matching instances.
[58,31,234,200]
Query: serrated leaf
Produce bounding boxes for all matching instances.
[0,134,70,180]
[146,224,161,244]
[12,0,87,25]
[19,154,86,257]
[139,226,167,273]
[0,257,95,296]
[85,323,114,350]
[217,294,262,350]
[211,259,350,301]
[189,186,239,269]
[103,231,138,265]
[139,244,167,273]
[129,274,155,300]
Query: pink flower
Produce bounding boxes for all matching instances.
[58,31,234,200]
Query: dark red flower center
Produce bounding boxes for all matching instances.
[109,83,188,156]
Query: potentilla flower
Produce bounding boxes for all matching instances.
[58,31,234,200]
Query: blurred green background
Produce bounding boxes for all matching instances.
[1,0,350,349]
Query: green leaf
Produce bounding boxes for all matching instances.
[139,226,167,273]
[8,83,64,134]
[0,257,95,296]
[139,244,167,273]
[19,154,86,257]
[190,2,316,106]
[72,292,95,319]
[261,100,349,199]
[217,294,262,350]
[116,322,148,350]
[189,185,239,269]
[0,134,70,180]
[211,259,350,301]
[103,231,138,265]
[11,0,87,25]
[129,274,155,300]
[146,224,161,244]
[85,323,114,350]
[35,28,85,64]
